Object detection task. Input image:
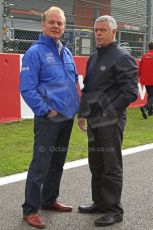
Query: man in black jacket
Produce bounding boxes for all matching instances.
[78,15,138,227]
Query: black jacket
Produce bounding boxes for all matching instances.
[78,42,138,120]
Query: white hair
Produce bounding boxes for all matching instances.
[42,6,66,24]
[95,15,117,30]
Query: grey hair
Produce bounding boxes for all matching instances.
[95,15,117,30]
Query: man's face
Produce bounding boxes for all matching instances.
[42,12,65,42]
[94,20,116,47]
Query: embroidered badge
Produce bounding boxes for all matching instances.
[21,66,29,71]
[45,52,55,63]
[100,65,106,71]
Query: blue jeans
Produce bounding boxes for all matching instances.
[22,115,74,215]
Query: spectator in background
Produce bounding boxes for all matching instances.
[20,6,79,229]
[78,15,138,227]
[139,41,153,119]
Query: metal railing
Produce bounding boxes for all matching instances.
[1,0,151,58]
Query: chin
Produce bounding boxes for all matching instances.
[97,43,103,47]
[51,36,59,40]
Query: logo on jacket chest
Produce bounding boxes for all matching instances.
[45,52,56,63]
[100,65,106,71]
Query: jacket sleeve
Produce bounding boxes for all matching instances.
[74,63,79,84]
[112,54,138,112]
[20,49,51,116]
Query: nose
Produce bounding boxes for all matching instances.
[96,30,101,35]
[53,22,58,27]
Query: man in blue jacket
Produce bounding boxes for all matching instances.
[20,6,79,229]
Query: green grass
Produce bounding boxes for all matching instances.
[0,107,153,177]
[123,107,153,148]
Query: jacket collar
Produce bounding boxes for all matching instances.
[38,33,69,54]
[97,41,117,54]
[38,33,59,49]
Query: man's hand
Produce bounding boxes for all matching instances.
[78,118,87,132]
[47,109,58,119]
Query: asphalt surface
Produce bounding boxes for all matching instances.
[0,149,153,230]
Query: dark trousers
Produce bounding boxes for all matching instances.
[22,115,74,215]
[144,85,153,113]
[87,116,126,216]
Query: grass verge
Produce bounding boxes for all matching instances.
[0,107,153,176]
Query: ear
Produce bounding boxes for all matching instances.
[112,29,117,38]
[112,29,116,35]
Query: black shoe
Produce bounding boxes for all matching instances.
[78,203,99,213]
[140,107,148,119]
[95,213,123,227]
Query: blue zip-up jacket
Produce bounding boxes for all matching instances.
[20,33,79,118]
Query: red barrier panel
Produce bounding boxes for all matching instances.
[130,58,146,107]
[0,54,146,122]
[74,56,147,108]
[74,56,88,95]
[74,56,88,76]
[0,54,21,122]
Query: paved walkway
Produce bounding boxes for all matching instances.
[0,149,153,230]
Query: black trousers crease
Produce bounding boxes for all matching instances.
[87,116,126,216]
